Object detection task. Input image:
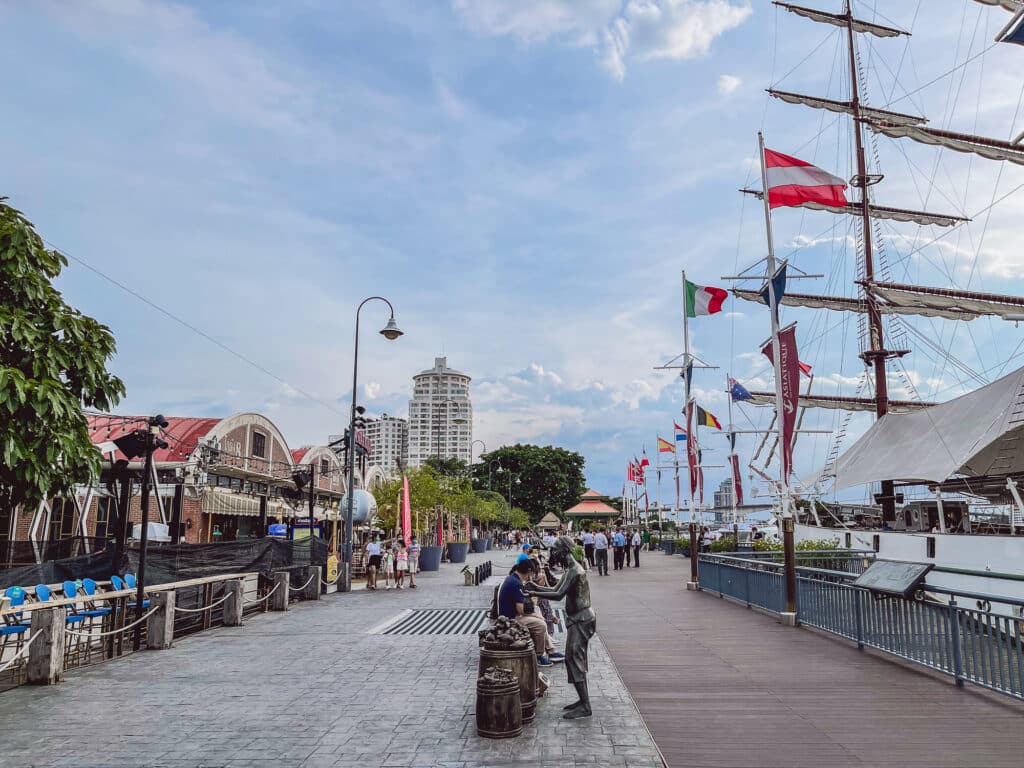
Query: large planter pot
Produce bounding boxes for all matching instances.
[448,542,469,563]
[418,545,443,572]
[471,538,488,554]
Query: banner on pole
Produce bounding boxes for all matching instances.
[730,453,744,507]
[686,400,699,496]
[401,475,412,545]
[761,322,801,479]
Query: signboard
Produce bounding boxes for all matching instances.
[326,554,339,584]
[853,560,933,599]
[354,429,372,456]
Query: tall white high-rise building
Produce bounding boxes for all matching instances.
[363,414,408,476]
[407,357,473,469]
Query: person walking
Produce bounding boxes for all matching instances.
[582,530,595,567]
[365,535,382,590]
[612,528,626,570]
[407,536,419,588]
[593,529,609,576]
[381,543,394,590]
[631,528,642,568]
[395,540,409,589]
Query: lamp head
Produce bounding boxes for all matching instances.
[380,316,403,340]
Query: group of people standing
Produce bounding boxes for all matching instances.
[364,534,420,590]
[580,527,642,576]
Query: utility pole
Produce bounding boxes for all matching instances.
[133,415,168,651]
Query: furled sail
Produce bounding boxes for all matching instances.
[866,281,1024,320]
[768,90,925,126]
[745,391,933,413]
[867,122,1024,166]
[734,283,1024,321]
[739,188,968,227]
[972,0,1022,11]
[774,2,908,37]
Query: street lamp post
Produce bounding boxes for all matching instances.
[342,297,402,592]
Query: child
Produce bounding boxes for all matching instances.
[381,543,394,590]
[407,537,419,589]
[396,541,409,589]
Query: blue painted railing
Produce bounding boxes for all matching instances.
[698,553,1024,702]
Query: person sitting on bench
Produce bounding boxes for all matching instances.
[497,558,564,667]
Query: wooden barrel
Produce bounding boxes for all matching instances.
[475,677,522,738]
[479,646,538,723]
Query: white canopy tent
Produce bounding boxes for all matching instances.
[811,365,1024,491]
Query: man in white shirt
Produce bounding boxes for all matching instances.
[593,530,609,576]
[581,531,595,567]
[542,532,556,549]
[365,535,382,590]
[630,529,642,568]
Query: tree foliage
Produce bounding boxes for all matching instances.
[472,444,586,524]
[0,199,125,516]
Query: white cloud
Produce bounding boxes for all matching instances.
[453,0,752,80]
[364,381,382,399]
[718,74,741,94]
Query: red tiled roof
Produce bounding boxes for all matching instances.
[563,490,620,517]
[88,415,220,463]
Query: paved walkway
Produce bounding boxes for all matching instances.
[0,550,663,768]
[590,549,1024,768]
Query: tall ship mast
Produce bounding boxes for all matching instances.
[724,0,1024,603]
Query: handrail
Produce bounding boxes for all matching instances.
[1,572,259,619]
[64,606,161,638]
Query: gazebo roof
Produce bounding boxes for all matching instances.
[537,512,562,530]
[563,489,620,518]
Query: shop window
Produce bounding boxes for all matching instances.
[95,497,115,540]
[47,498,77,541]
[0,505,12,541]
[252,431,266,458]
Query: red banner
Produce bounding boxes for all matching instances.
[761,323,801,479]
[401,475,412,545]
[730,453,744,507]
[686,400,698,496]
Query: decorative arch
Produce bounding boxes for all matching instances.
[204,412,293,477]
[363,464,387,492]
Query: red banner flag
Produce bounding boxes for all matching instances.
[401,475,412,546]
[761,323,801,479]
[730,453,744,507]
[686,400,698,496]
[765,148,847,209]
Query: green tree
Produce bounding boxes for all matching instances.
[472,444,586,525]
[0,199,125,516]
[423,456,470,478]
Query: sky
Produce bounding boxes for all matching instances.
[4,0,1024,503]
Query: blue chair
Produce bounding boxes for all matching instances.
[33,585,87,625]
[121,574,150,609]
[110,574,150,609]
[1,587,30,657]
[64,580,111,620]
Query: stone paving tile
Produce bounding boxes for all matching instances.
[0,549,663,768]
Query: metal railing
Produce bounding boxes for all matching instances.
[697,552,1024,702]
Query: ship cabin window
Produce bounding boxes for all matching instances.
[926,536,936,558]
[872,534,880,553]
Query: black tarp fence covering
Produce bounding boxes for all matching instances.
[0,537,328,591]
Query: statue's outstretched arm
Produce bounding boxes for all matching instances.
[527,567,575,600]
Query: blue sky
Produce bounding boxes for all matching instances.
[4,1,1024,503]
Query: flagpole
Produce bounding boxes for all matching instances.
[726,372,737,526]
[681,270,698,585]
[758,130,797,618]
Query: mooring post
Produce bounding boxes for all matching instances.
[27,607,65,685]
[223,579,245,626]
[270,572,290,611]
[303,566,321,601]
[146,591,175,650]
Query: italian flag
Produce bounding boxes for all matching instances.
[685,280,728,317]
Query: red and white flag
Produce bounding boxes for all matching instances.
[761,322,802,479]
[765,148,847,210]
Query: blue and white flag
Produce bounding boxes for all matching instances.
[729,378,752,402]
